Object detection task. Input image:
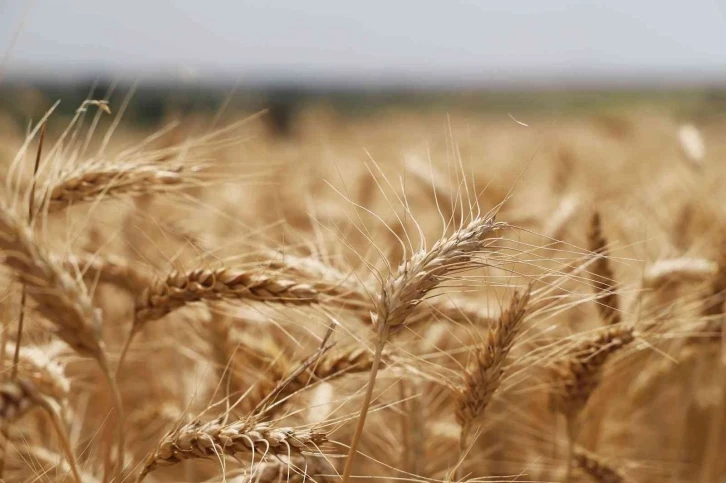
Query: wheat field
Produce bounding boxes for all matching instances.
[0,93,724,483]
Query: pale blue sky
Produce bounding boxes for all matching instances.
[1,0,725,86]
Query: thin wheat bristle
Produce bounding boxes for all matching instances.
[573,447,627,483]
[455,289,530,432]
[64,252,154,294]
[269,345,377,407]
[127,401,186,446]
[218,458,330,483]
[549,326,635,419]
[8,446,101,483]
[242,339,378,415]
[587,212,620,325]
[42,162,192,212]
[134,267,320,330]
[409,297,498,328]
[138,418,327,480]
[261,252,373,314]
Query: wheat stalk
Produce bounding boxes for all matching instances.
[549,326,635,419]
[135,267,320,326]
[374,216,503,331]
[118,267,322,372]
[341,215,504,483]
[587,212,620,325]
[455,288,530,459]
[549,325,635,482]
[137,418,327,482]
[41,161,193,212]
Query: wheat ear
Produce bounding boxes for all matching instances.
[550,325,635,419]
[0,344,80,483]
[41,161,192,212]
[455,288,530,466]
[136,267,319,324]
[137,418,327,482]
[588,212,620,325]
[549,325,634,482]
[118,267,320,372]
[341,215,503,483]
[0,203,125,479]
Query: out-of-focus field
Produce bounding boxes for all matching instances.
[0,86,725,483]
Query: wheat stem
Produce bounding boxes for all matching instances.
[99,354,125,483]
[564,418,576,483]
[44,400,82,483]
[341,324,388,483]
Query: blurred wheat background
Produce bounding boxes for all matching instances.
[1,1,726,482]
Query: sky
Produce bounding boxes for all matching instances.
[1,0,725,87]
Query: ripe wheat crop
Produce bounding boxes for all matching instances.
[0,94,723,483]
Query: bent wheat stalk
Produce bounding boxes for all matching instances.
[455,288,530,473]
[341,215,504,483]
